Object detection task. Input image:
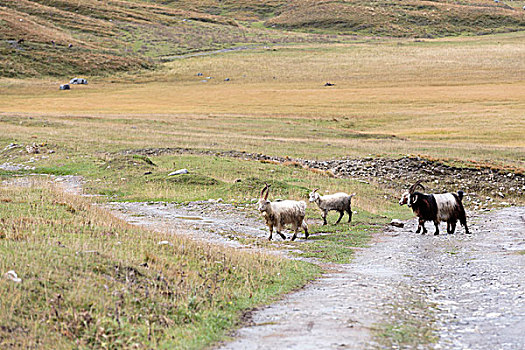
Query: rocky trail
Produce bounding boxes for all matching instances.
[105,197,525,350]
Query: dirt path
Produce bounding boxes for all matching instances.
[105,198,525,349]
[218,207,525,350]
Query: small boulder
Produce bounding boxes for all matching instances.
[59,84,70,90]
[5,270,22,283]
[390,219,405,228]
[168,169,189,176]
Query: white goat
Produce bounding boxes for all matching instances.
[309,189,355,225]
[258,184,309,241]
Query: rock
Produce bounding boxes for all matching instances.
[390,219,405,228]
[324,82,335,86]
[224,78,231,81]
[5,270,21,283]
[168,169,189,176]
[25,144,39,154]
[158,241,173,246]
[208,198,223,203]
[59,84,70,90]
[69,77,87,84]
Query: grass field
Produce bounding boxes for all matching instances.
[0,27,524,348]
[1,32,523,168]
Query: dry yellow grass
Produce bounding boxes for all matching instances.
[0,33,523,167]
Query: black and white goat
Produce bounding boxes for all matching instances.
[399,181,470,235]
[308,189,355,225]
[258,184,309,241]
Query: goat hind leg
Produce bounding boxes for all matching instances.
[346,208,352,223]
[303,222,309,240]
[460,213,470,234]
[434,221,440,235]
[335,211,344,224]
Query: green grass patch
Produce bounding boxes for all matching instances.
[290,210,389,264]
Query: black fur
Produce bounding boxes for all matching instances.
[409,191,469,235]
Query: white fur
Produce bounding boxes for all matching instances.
[258,197,308,241]
[309,190,354,224]
[434,193,458,222]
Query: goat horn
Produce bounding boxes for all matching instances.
[260,183,268,198]
[264,183,271,200]
[313,188,319,193]
[409,180,425,194]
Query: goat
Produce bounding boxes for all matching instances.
[258,184,309,241]
[399,180,469,235]
[309,189,355,225]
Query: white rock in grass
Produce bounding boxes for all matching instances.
[168,169,189,176]
[158,241,173,246]
[5,270,22,283]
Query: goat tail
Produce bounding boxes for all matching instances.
[457,190,464,201]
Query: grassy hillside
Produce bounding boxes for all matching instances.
[266,0,525,37]
[1,0,524,77]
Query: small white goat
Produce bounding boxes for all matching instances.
[258,184,309,241]
[309,189,355,225]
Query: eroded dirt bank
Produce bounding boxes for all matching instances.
[105,197,525,350]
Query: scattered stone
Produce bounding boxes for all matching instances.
[59,84,70,90]
[168,169,189,176]
[25,144,39,154]
[3,143,20,151]
[158,241,173,246]
[196,72,203,76]
[224,78,231,81]
[4,270,21,283]
[208,198,223,203]
[324,82,335,86]
[390,219,405,228]
[69,77,88,85]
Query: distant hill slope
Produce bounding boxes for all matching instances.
[1,0,524,77]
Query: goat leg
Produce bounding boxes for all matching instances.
[335,210,344,224]
[291,229,298,241]
[268,226,273,241]
[434,221,440,235]
[277,231,286,240]
[460,214,470,234]
[303,224,309,240]
[322,210,328,225]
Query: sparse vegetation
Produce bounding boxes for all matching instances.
[0,183,320,348]
[1,0,524,77]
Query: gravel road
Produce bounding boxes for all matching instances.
[106,199,525,350]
